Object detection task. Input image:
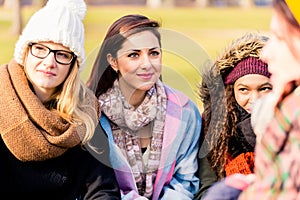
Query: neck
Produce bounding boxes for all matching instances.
[128,90,146,108]
[139,122,153,148]
[33,86,54,103]
[119,81,146,108]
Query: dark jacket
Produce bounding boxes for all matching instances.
[0,134,121,200]
[194,106,255,200]
[194,156,217,200]
[194,120,218,200]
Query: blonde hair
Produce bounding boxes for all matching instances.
[57,61,98,144]
[23,47,98,144]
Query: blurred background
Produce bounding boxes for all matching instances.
[0,0,272,109]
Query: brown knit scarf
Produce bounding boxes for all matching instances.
[0,60,89,161]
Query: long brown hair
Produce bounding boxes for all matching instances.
[86,14,161,98]
[273,0,300,60]
[274,0,300,29]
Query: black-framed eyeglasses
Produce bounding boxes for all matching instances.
[28,42,76,65]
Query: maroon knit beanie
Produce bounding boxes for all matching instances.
[224,56,271,85]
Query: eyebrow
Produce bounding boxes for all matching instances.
[125,47,160,52]
[37,43,70,52]
[236,82,272,87]
[260,82,273,87]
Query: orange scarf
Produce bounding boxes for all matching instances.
[225,152,255,176]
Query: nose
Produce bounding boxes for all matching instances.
[249,91,260,104]
[140,54,151,69]
[42,52,56,67]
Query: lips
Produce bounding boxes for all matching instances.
[138,73,153,80]
[38,70,56,76]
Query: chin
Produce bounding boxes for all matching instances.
[138,86,153,91]
[137,83,154,91]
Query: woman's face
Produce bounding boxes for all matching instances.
[112,30,162,96]
[25,42,72,101]
[261,11,300,93]
[234,74,272,113]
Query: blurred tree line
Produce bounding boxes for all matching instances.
[1,0,270,35]
[2,0,47,35]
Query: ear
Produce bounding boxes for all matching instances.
[107,54,118,72]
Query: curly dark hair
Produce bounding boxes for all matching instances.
[198,32,268,179]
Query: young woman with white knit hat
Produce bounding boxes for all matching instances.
[0,0,120,199]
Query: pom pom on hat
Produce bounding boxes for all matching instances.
[14,0,87,71]
[285,0,300,25]
[46,0,87,20]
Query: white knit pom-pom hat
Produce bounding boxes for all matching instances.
[14,0,87,71]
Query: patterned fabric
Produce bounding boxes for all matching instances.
[98,80,167,198]
[239,87,300,200]
[100,85,201,200]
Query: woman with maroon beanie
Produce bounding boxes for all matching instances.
[201,0,300,199]
[195,32,272,199]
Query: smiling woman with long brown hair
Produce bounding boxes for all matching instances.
[87,14,202,200]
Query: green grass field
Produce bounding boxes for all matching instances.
[0,5,272,110]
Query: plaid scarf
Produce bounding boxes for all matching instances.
[99,80,167,198]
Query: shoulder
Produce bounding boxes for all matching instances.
[164,84,201,122]
[0,62,9,74]
[84,87,101,119]
[73,145,111,170]
[0,64,8,70]
[164,84,197,109]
